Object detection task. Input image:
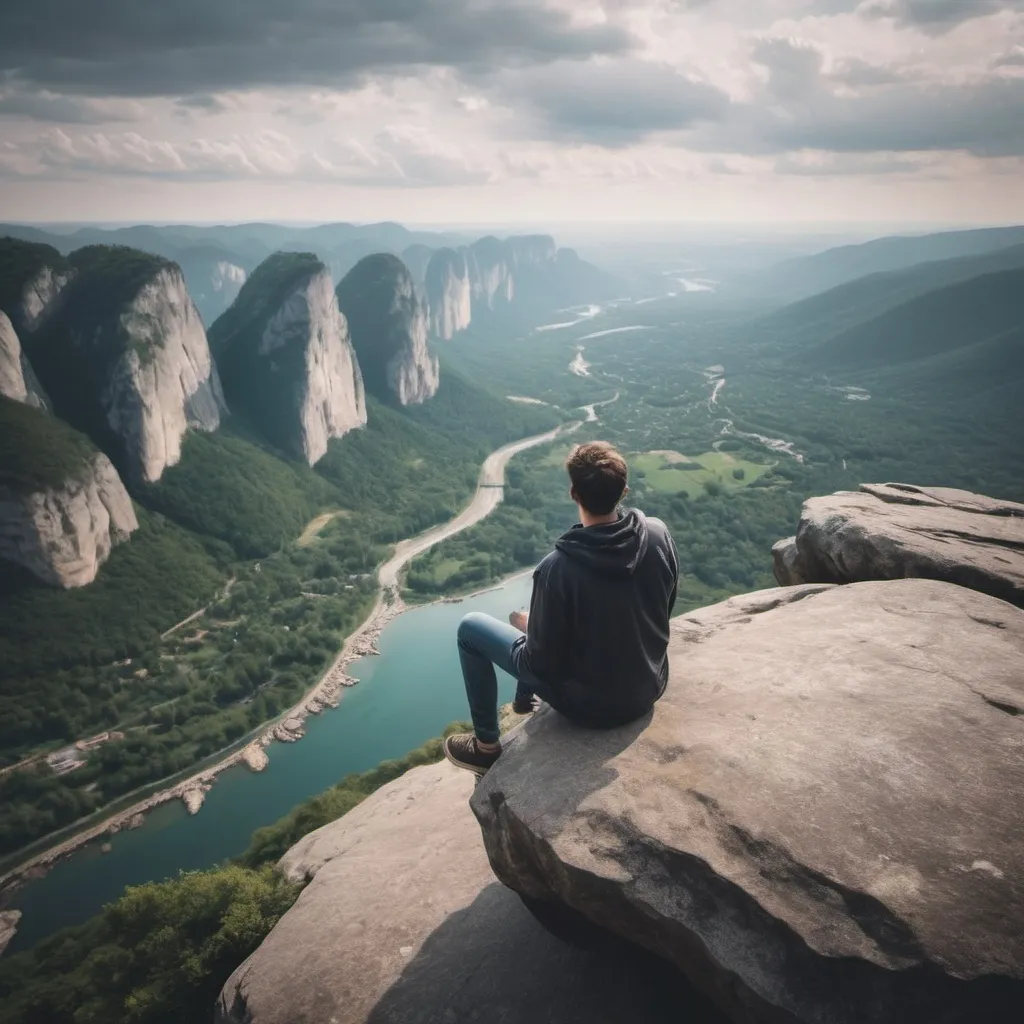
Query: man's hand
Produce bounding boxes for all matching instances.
[509,609,528,632]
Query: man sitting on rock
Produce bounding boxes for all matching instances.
[444,440,680,776]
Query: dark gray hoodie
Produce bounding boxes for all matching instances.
[521,507,679,726]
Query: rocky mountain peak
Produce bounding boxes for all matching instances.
[336,253,439,406]
[424,247,473,340]
[25,246,227,484]
[210,252,366,466]
[0,236,72,333]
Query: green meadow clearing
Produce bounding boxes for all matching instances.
[542,445,773,496]
[632,449,773,496]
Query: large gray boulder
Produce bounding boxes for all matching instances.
[217,760,722,1024]
[471,580,1024,1024]
[772,483,1024,607]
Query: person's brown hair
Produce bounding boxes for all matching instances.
[565,441,628,515]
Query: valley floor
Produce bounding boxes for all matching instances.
[0,421,576,894]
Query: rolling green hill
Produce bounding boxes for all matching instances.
[752,225,1024,302]
[802,269,1024,383]
[760,243,1024,346]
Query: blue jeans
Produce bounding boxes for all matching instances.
[457,612,547,744]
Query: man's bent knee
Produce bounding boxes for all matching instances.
[457,612,491,651]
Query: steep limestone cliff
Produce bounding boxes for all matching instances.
[0,312,48,408]
[424,233,614,339]
[466,236,515,309]
[505,233,558,269]
[0,396,138,588]
[27,247,227,484]
[336,254,439,406]
[0,237,72,332]
[20,264,72,331]
[424,248,472,340]
[210,252,366,465]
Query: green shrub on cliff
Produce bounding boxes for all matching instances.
[0,396,96,494]
[0,865,297,1024]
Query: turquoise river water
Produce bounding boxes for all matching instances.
[7,575,533,955]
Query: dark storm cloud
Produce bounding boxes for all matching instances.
[861,0,1024,34]
[0,0,633,97]
[496,59,730,145]
[0,90,143,123]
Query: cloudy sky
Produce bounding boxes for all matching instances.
[1,0,1022,225]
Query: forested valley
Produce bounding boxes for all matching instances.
[0,369,552,859]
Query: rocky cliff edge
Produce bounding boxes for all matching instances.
[217,760,723,1024]
[472,578,1024,1023]
[217,484,1024,1024]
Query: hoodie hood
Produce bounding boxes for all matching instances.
[555,507,649,578]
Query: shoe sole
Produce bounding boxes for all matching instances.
[443,742,490,777]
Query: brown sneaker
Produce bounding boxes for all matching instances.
[444,733,501,776]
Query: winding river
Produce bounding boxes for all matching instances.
[3,424,574,953]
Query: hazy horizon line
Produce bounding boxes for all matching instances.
[5,218,1021,235]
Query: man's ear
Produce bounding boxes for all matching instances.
[569,485,577,502]
[622,485,630,496]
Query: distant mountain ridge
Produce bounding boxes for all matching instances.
[801,268,1024,382]
[761,242,1024,345]
[0,222,621,325]
[750,224,1024,303]
[0,222,468,323]
[424,233,618,340]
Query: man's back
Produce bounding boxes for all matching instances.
[523,507,679,726]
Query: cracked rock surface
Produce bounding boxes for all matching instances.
[216,761,722,1024]
[471,580,1024,1024]
[772,483,1024,607]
